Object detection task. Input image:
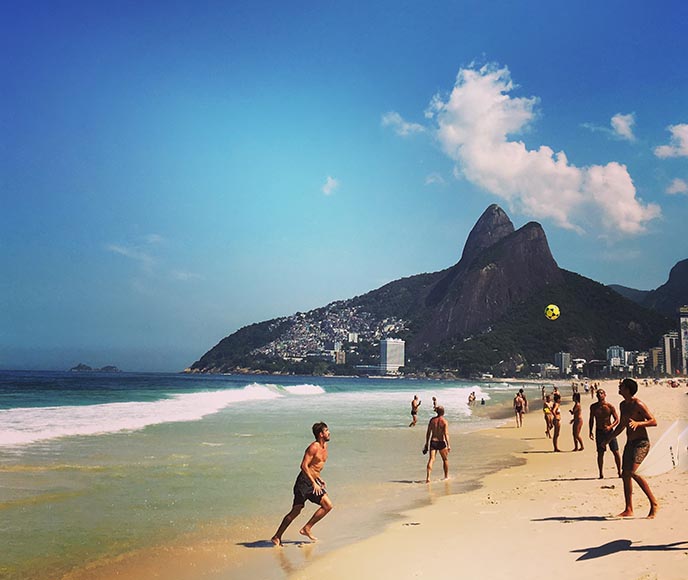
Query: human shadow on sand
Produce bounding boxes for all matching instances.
[541,476,600,482]
[532,515,610,523]
[239,540,307,548]
[571,539,688,561]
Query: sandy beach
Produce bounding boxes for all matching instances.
[293,380,688,580]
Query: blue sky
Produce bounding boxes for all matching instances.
[2,1,687,371]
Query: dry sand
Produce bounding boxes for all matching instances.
[293,380,688,580]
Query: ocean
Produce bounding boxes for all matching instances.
[0,371,537,579]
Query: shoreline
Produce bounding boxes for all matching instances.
[57,383,532,580]
[294,379,688,580]
[55,378,686,579]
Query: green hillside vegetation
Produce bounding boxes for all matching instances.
[415,270,672,375]
[192,318,293,371]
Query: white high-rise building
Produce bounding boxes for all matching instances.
[380,338,405,374]
[554,352,571,376]
[662,331,680,375]
[679,305,688,375]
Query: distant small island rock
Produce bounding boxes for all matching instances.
[69,363,121,373]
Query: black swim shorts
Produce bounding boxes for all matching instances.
[430,440,447,451]
[595,430,619,453]
[292,471,327,506]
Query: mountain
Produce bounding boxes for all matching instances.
[187,205,673,376]
[608,258,688,318]
[608,285,650,304]
[639,259,688,317]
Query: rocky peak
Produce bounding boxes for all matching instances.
[460,204,515,266]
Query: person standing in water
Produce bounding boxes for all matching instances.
[423,406,450,483]
[513,391,525,428]
[604,378,659,518]
[272,422,333,546]
[409,395,421,427]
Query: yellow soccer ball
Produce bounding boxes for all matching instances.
[544,304,560,320]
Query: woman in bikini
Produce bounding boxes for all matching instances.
[542,394,554,438]
[570,392,584,451]
[552,393,562,452]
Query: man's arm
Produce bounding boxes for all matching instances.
[423,420,432,452]
[609,405,620,430]
[442,420,451,451]
[588,404,595,438]
[607,403,629,441]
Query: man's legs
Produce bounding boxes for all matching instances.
[619,464,659,518]
[299,494,333,541]
[426,449,436,483]
[439,448,449,479]
[272,503,304,546]
[612,449,622,477]
[631,470,658,518]
[597,451,605,479]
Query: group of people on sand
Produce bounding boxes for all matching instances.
[270,376,659,547]
[541,378,659,519]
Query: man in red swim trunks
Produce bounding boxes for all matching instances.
[423,405,451,483]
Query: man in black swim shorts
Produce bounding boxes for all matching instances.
[423,405,451,483]
[604,378,659,518]
[589,389,622,478]
[272,422,333,546]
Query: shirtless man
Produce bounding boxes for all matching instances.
[604,378,659,518]
[272,422,333,545]
[423,405,450,483]
[589,388,622,478]
[409,395,421,427]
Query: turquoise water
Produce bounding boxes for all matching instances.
[0,371,534,579]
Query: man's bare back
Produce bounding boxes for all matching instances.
[428,416,448,441]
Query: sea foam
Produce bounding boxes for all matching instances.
[0,384,285,448]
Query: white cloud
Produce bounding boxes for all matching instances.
[145,233,165,245]
[106,244,155,270]
[381,111,426,136]
[171,270,203,281]
[611,113,636,141]
[322,176,340,196]
[655,124,688,158]
[422,63,660,235]
[666,178,688,195]
[425,173,446,186]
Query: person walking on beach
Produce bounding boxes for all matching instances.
[570,392,584,451]
[513,391,525,428]
[551,393,562,452]
[423,405,450,483]
[589,388,622,479]
[272,422,333,546]
[604,378,659,518]
[409,395,421,427]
